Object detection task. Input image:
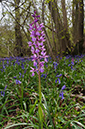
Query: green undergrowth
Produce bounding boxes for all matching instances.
[0,55,85,129]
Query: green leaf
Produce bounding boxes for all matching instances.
[72,121,85,128]
[38,103,43,129]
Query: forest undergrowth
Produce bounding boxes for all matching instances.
[0,55,85,129]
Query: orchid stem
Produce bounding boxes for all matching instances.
[39,70,41,104]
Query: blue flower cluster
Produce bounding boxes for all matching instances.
[59,85,66,99]
[1,86,7,97]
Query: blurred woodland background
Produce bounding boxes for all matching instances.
[0,0,85,60]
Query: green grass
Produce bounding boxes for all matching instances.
[0,55,85,129]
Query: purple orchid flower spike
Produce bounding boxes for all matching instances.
[28,12,49,128]
[28,11,48,76]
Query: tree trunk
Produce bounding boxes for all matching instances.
[61,0,71,50]
[48,0,71,56]
[72,0,84,55]
[78,0,84,40]
[14,0,23,57]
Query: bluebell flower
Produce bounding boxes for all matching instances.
[41,74,47,78]
[66,55,71,59]
[24,69,27,74]
[17,62,20,65]
[16,80,21,84]
[71,61,74,65]
[55,78,61,84]
[55,79,57,83]
[7,60,9,64]
[60,57,62,60]
[1,86,7,97]
[59,91,64,99]
[59,85,66,99]
[58,78,61,84]
[53,62,58,70]
[55,74,62,84]
[19,72,21,77]
[4,86,7,90]
[61,85,66,90]
[1,91,5,97]
[71,65,73,70]
[21,63,24,69]
[3,64,5,69]
[45,63,48,68]
[9,56,13,60]
[68,64,70,67]
[1,69,3,72]
[13,76,17,79]
[15,60,20,65]
[56,74,62,78]
[71,66,75,70]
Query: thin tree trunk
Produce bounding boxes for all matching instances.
[61,0,68,30]
[78,0,84,40]
[61,0,71,52]
[50,1,58,56]
[14,0,23,57]
[72,0,84,55]
[48,0,71,56]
